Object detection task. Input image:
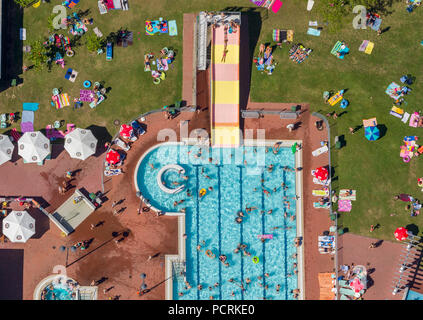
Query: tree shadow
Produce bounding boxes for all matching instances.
[0,0,23,93]
[406,223,419,236]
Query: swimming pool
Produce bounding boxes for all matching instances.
[405,289,423,300]
[44,282,74,300]
[136,143,299,300]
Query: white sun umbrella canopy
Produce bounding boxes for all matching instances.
[64,128,98,160]
[2,210,35,243]
[0,134,14,165]
[18,131,50,163]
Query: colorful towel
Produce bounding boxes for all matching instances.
[307,28,321,36]
[359,40,369,52]
[21,110,34,124]
[21,122,34,133]
[145,20,168,35]
[338,199,352,212]
[313,189,329,196]
[328,91,343,106]
[23,103,39,111]
[169,20,178,36]
[385,82,403,100]
[313,202,330,209]
[409,112,419,127]
[271,0,282,13]
[60,94,70,107]
[331,41,350,59]
[339,189,356,201]
[80,90,94,102]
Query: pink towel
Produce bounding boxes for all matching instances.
[338,200,352,212]
[271,0,282,13]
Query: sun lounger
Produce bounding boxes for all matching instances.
[339,287,356,297]
[104,168,122,176]
[338,279,349,287]
[313,189,329,196]
[312,145,328,157]
[314,202,330,209]
[113,137,130,151]
[313,177,330,186]
[339,189,356,200]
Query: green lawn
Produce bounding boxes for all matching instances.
[1,0,423,240]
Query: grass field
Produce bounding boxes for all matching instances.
[1,0,423,240]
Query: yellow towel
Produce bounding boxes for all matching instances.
[364,41,374,55]
[391,106,404,115]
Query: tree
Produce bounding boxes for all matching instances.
[14,0,37,8]
[315,0,349,32]
[26,40,49,70]
[86,33,103,53]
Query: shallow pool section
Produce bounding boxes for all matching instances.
[136,144,298,300]
[406,289,423,300]
[45,283,73,300]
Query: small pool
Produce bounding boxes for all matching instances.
[44,283,73,300]
[137,144,299,300]
[405,289,423,300]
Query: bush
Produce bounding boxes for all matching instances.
[86,33,103,53]
[26,40,49,70]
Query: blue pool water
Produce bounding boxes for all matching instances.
[137,144,298,300]
[45,283,73,300]
[406,289,423,300]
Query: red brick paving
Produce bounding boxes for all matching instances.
[337,233,404,300]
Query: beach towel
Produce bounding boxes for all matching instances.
[20,28,26,40]
[273,29,293,42]
[364,41,374,54]
[359,40,369,52]
[60,94,70,107]
[271,0,282,13]
[21,122,34,133]
[409,112,419,127]
[385,82,403,99]
[313,190,329,197]
[331,41,350,59]
[98,0,108,14]
[169,20,178,36]
[328,91,343,106]
[390,110,402,119]
[309,21,318,26]
[339,189,356,201]
[312,145,328,156]
[113,0,122,9]
[23,103,39,111]
[313,202,330,209]
[337,199,352,212]
[93,27,103,38]
[402,112,410,124]
[371,17,382,31]
[21,110,34,124]
[121,0,129,10]
[80,90,94,102]
[307,28,321,36]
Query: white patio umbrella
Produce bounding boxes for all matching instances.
[2,210,35,243]
[18,131,50,163]
[64,128,97,160]
[0,134,14,166]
